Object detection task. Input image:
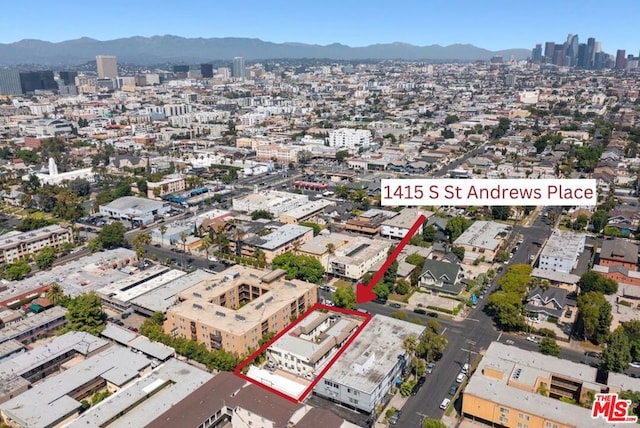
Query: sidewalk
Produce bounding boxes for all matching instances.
[374,393,409,428]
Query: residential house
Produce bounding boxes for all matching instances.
[525,286,569,320]
[599,239,638,271]
[418,259,464,295]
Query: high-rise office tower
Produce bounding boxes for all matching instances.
[565,34,579,66]
[615,50,627,70]
[96,55,118,79]
[200,63,214,78]
[58,71,77,86]
[505,74,516,87]
[232,57,246,79]
[531,44,542,62]
[553,46,566,66]
[544,42,556,63]
[586,38,596,69]
[0,69,22,95]
[19,71,57,94]
[577,44,588,68]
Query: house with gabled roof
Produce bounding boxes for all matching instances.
[525,286,568,319]
[418,259,463,295]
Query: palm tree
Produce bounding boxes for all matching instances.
[325,243,336,283]
[233,226,245,257]
[180,231,188,267]
[46,283,65,306]
[200,234,213,259]
[403,335,418,379]
[159,225,167,248]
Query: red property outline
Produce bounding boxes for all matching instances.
[233,302,373,403]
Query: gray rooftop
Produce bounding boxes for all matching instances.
[0,347,151,428]
[129,336,174,361]
[130,269,216,313]
[254,224,313,251]
[67,358,213,428]
[465,342,608,428]
[0,339,24,361]
[101,323,138,345]
[381,208,426,229]
[0,224,68,250]
[279,199,333,220]
[453,220,508,250]
[541,229,586,260]
[319,315,425,394]
[100,196,166,213]
[600,238,638,264]
[0,306,67,344]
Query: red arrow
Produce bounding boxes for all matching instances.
[356,214,427,304]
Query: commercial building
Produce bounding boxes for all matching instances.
[232,56,246,79]
[0,306,67,345]
[164,266,318,357]
[18,71,57,94]
[96,55,118,79]
[0,332,110,403]
[200,63,214,78]
[0,224,72,264]
[314,315,425,414]
[380,208,429,239]
[0,347,151,428]
[19,118,74,137]
[146,173,186,199]
[538,229,585,274]
[462,342,622,428]
[453,220,510,262]
[237,223,314,263]
[328,128,372,151]
[0,69,22,95]
[266,311,360,376]
[99,196,171,225]
[279,199,333,224]
[96,265,186,312]
[232,190,309,217]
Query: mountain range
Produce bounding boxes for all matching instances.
[0,35,530,66]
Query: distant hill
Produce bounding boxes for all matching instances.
[0,35,530,66]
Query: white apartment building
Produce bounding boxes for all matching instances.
[329,236,392,280]
[19,119,74,137]
[328,129,372,151]
[538,229,585,274]
[0,225,72,264]
[163,104,192,117]
[232,190,309,217]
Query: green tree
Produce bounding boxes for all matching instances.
[272,253,325,283]
[6,260,32,281]
[574,214,589,230]
[87,238,103,253]
[333,287,356,309]
[405,254,425,267]
[400,379,415,397]
[422,224,436,242]
[451,246,465,262]
[159,224,167,248]
[577,291,611,343]
[35,246,57,270]
[539,337,561,356]
[417,320,447,362]
[251,209,274,220]
[591,210,609,233]
[46,283,66,306]
[299,222,323,236]
[98,222,127,249]
[596,301,613,344]
[496,250,509,263]
[373,282,391,300]
[58,292,105,335]
[445,114,460,125]
[578,271,618,295]
[335,150,350,163]
[395,279,410,295]
[445,216,472,242]
[485,290,526,331]
[602,326,632,372]
[423,419,447,428]
[491,206,511,221]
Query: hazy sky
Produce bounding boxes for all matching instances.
[1,0,638,53]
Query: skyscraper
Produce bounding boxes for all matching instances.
[615,50,627,70]
[0,69,22,95]
[232,57,246,79]
[531,44,542,63]
[19,71,57,94]
[565,34,579,66]
[577,44,588,68]
[96,55,118,79]
[586,38,596,69]
[200,64,213,78]
[544,42,555,63]
[58,71,77,86]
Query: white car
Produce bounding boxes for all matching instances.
[208,256,218,262]
[440,398,451,410]
[456,372,466,383]
[630,362,640,368]
[526,335,541,344]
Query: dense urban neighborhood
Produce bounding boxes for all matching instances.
[1,46,640,428]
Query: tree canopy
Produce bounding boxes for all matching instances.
[251,210,274,220]
[602,326,632,373]
[445,216,472,242]
[578,271,618,295]
[272,253,324,283]
[333,287,356,309]
[577,291,612,344]
[35,247,57,270]
[58,293,105,336]
[97,222,127,249]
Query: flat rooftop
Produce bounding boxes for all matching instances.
[298,232,352,256]
[541,229,585,260]
[466,342,612,428]
[170,266,316,336]
[130,269,216,313]
[0,224,68,250]
[453,220,508,250]
[67,358,213,428]
[381,208,430,229]
[332,237,391,266]
[100,196,166,213]
[233,190,308,209]
[279,199,333,220]
[255,224,313,250]
[0,347,151,428]
[0,306,67,344]
[0,248,136,301]
[318,315,425,394]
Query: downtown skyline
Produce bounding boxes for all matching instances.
[0,0,639,54]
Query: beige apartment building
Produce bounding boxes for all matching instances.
[164,267,318,357]
[0,225,72,264]
[147,174,186,199]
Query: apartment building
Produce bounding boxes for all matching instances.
[147,173,186,199]
[234,224,314,263]
[232,190,309,217]
[0,307,67,345]
[329,236,392,280]
[380,208,429,239]
[164,267,318,357]
[279,199,333,224]
[0,224,72,264]
[345,210,394,236]
[453,220,510,262]
[266,311,360,376]
[462,342,624,428]
[256,143,300,164]
[328,128,372,151]
[539,229,585,274]
[598,238,638,271]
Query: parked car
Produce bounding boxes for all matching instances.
[389,410,400,425]
[426,363,435,374]
[427,312,439,318]
[630,362,640,368]
[439,398,451,410]
[526,335,541,344]
[413,308,427,315]
[411,377,425,395]
[389,302,402,309]
[448,384,458,395]
[456,372,466,383]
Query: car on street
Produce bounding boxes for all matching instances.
[630,362,640,368]
[448,384,458,395]
[584,351,601,358]
[389,410,400,425]
[389,303,402,309]
[456,372,466,383]
[439,398,451,410]
[427,312,439,318]
[526,335,541,344]
[411,377,426,395]
[426,363,435,374]
[505,339,515,345]
[413,308,427,315]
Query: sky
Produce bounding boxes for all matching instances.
[1,0,638,54]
